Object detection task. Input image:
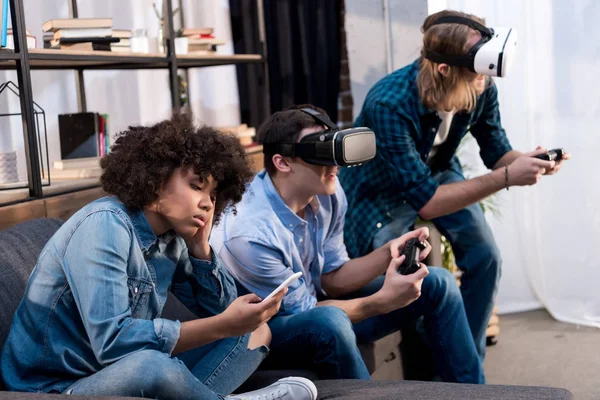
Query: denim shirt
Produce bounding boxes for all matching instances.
[210,171,349,315]
[1,196,236,393]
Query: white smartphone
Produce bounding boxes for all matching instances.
[261,272,303,303]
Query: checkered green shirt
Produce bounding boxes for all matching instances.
[339,60,512,258]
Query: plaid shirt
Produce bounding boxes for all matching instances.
[339,60,512,258]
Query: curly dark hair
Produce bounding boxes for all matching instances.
[100,113,254,224]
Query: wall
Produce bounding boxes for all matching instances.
[345,0,427,119]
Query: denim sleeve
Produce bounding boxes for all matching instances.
[371,101,439,212]
[322,181,350,274]
[217,237,316,315]
[61,211,181,366]
[470,83,513,169]
[170,245,237,318]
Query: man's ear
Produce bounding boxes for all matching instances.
[437,63,450,77]
[272,154,292,173]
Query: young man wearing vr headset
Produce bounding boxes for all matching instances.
[210,105,484,383]
[339,10,571,360]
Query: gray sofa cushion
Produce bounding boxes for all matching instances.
[0,218,64,352]
[315,380,573,400]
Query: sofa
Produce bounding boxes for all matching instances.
[0,218,573,399]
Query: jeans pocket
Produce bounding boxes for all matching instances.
[127,277,154,318]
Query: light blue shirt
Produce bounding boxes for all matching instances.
[210,170,350,315]
[1,196,237,393]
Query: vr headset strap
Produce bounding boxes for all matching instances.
[422,16,493,71]
[428,16,492,38]
[421,50,475,70]
[300,108,338,130]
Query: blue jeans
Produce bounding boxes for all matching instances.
[266,269,484,383]
[372,165,502,360]
[62,334,268,400]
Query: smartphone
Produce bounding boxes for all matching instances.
[261,272,303,302]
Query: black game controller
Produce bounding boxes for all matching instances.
[534,148,565,162]
[398,238,427,275]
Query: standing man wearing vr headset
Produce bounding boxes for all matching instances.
[339,10,570,360]
[210,105,485,383]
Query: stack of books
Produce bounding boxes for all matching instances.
[218,124,256,147]
[182,28,225,54]
[43,18,118,51]
[110,29,131,53]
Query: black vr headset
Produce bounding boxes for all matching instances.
[422,16,518,78]
[262,108,376,167]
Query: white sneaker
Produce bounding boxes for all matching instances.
[226,377,317,400]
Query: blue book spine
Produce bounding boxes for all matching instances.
[1,0,8,47]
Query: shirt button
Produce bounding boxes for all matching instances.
[431,127,436,132]
[376,222,382,229]
[288,224,293,228]
[299,238,304,243]
[467,124,471,130]
[134,287,138,294]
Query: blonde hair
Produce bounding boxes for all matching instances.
[418,10,485,112]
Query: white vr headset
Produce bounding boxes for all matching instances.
[422,16,517,78]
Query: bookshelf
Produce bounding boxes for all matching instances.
[2,0,269,209]
[0,49,264,70]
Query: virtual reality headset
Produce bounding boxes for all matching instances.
[422,15,517,77]
[262,108,376,167]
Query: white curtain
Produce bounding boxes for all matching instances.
[1,0,240,182]
[430,0,600,327]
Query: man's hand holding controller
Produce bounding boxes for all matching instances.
[506,147,570,188]
[374,228,431,314]
[532,147,571,175]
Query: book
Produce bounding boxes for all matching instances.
[53,157,100,170]
[57,42,112,52]
[58,112,100,160]
[103,113,111,154]
[187,38,226,46]
[53,27,112,40]
[1,0,8,48]
[50,37,119,51]
[51,36,119,45]
[98,114,105,156]
[182,27,214,36]
[112,29,131,39]
[0,0,3,47]
[188,43,214,52]
[43,18,112,32]
[50,167,102,180]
